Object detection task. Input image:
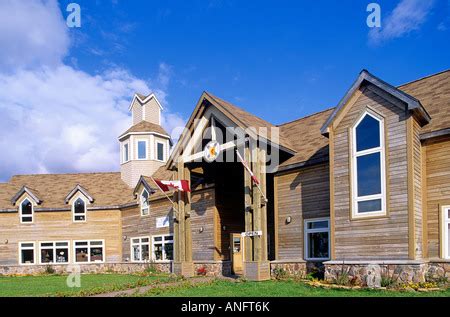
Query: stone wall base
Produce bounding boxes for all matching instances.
[270,260,307,278]
[0,262,173,276]
[194,261,231,277]
[325,261,450,287]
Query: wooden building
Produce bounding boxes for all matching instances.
[0,69,449,282]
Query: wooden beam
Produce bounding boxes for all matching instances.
[244,144,253,262]
[184,165,192,263]
[260,147,268,261]
[252,144,262,261]
[177,161,186,262]
[172,170,180,262]
[407,117,416,260]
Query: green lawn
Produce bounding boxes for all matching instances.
[0,273,169,297]
[144,279,450,297]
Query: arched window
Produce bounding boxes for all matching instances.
[20,198,33,223]
[73,198,87,222]
[140,189,149,216]
[351,111,386,218]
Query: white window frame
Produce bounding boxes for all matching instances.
[156,141,165,162]
[351,111,387,218]
[136,139,148,160]
[123,142,130,163]
[19,242,36,265]
[72,196,87,223]
[19,198,34,224]
[38,241,70,265]
[140,188,150,216]
[73,240,105,264]
[130,236,151,262]
[443,206,450,259]
[304,218,330,261]
[152,235,174,262]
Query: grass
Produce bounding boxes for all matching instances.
[0,273,170,297]
[143,279,450,297]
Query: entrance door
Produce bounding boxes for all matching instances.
[230,233,243,275]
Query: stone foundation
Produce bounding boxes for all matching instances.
[194,261,231,277]
[324,260,450,287]
[0,260,233,277]
[270,260,307,278]
[0,262,172,276]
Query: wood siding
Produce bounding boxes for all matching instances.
[120,188,216,262]
[333,85,410,260]
[424,137,450,258]
[276,164,330,260]
[0,209,122,265]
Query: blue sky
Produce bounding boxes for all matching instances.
[0,0,448,180]
[63,0,450,123]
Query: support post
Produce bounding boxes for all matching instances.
[173,160,194,277]
[243,143,270,281]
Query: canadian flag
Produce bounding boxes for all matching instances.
[236,150,260,185]
[153,178,191,192]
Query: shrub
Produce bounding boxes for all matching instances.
[272,267,288,280]
[425,274,448,286]
[44,265,56,275]
[332,266,350,286]
[381,270,398,288]
[144,261,158,275]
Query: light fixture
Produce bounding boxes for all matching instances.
[4,239,8,244]
[199,227,204,233]
[286,216,292,224]
[123,235,128,241]
[222,225,227,231]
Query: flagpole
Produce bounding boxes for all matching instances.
[149,176,178,213]
[235,149,268,203]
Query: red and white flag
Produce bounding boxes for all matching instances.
[152,178,191,192]
[236,150,260,185]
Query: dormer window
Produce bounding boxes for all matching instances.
[73,198,87,222]
[351,111,386,218]
[20,198,33,223]
[137,140,148,160]
[140,189,149,216]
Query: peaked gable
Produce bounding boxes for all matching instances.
[321,70,431,136]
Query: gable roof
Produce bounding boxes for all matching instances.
[1,172,135,210]
[129,93,163,111]
[167,91,296,168]
[10,186,42,205]
[64,184,95,204]
[320,69,431,135]
[118,120,171,140]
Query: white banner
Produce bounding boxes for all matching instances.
[241,231,262,237]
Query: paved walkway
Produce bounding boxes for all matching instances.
[91,276,235,297]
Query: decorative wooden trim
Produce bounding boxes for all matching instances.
[407,117,416,260]
[332,88,363,131]
[329,128,336,260]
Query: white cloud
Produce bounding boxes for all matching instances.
[0,0,69,71]
[368,0,435,45]
[0,0,186,181]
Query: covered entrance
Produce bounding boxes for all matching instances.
[166,93,288,281]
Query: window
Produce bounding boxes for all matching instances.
[73,197,87,222]
[74,240,104,263]
[20,198,33,223]
[351,112,386,218]
[152,235,173,261]
[131,237,150,262]
[304,218,330,261]
[123,143,129,163]
[19,242,35,265]
[444,207,450,259]
[140,189,149,216]
[39,241,69,264]
[137,140,147,160]
[157,142,165,161]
